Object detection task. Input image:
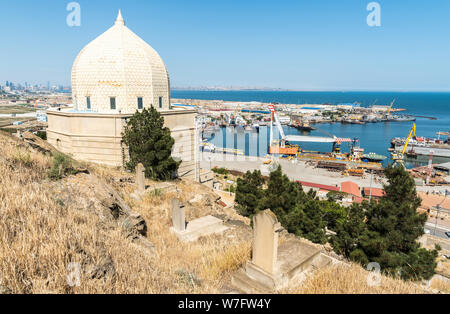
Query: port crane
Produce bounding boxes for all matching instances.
[229,104,242,125]
[268,104,352,155]
[391,123,416,165]
[385,99,396,120]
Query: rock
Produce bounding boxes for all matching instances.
[189,194,203,205]
[22,131,56,155]
[85,256,116,280]
[120,214,147,239]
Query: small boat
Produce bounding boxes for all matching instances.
[362,152,387,162]
[389,115,416,122]
[296,123,316,132]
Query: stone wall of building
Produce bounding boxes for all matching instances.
[46,108,197,180]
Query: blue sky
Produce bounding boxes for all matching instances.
[1,0,450,91]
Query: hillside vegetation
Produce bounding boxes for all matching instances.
[0,131,433,294]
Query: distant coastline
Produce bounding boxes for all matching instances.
[171,87,450,93]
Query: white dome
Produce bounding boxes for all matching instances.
[71,10,170,113]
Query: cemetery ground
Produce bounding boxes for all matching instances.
[0,130,443,294]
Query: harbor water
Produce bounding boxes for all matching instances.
[173,91,450,168]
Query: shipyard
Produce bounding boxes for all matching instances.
[191,95,450,247]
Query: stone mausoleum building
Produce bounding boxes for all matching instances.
[47,11,198,179]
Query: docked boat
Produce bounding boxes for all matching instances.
[389,115,416,122]
[391,133,450,158]
[296,121,316,132]
[362,152,387,162]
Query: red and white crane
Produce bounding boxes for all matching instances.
[268,103,352,145]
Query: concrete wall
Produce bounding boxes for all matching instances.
[46,108,197,179]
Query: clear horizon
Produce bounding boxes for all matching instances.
[1,0,450,91]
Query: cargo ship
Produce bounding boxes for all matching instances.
[293,121,316,132]
[390,133,450,158]
[387,115,416,122]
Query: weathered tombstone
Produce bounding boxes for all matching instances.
[170,197,228,242]
[231,209,323,293]
[136,163,145,193]
[251,210,281,275]
[171,198,185,232]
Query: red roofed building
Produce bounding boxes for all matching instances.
[362,187,385,199]
[353,196,365,204]
[341,181,361,197]
[297,181,340,192]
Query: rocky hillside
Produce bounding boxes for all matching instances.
[0,130,433,294]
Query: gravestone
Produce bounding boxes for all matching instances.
[136,163,145,193]
[231,209,324,293]
[170,199,228,242]
[252,210,280,275]
[171,198,186,232]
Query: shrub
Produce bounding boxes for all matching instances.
[212,167,229,175]
[47,153,77,181]
[36,131,47,140]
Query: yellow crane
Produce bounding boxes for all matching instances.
[230,103,241,125]
[391,123,416,164]
[387,99,396,116]
[402,123,416,156]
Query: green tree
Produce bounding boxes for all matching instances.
[122,107,179,181]
[235,165,328,244]
[259,166,305,225]
[331,203,368,258]
[235,170,264,218]
[285,199,327,244]
[332,165,438,280]
[321,200,348,231]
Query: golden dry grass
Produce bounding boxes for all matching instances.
[285,264,428,294]
[0,131,443,294]
[0,131,252,293]
[430,276,450,293]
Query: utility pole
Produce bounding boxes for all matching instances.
[434,204,441,236]
[369,169,373,202]
[426,150,434,185]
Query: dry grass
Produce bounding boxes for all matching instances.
[0,131,444,294]
[0,131,252,293]
[430,276,450,293]
[285,264,428,294]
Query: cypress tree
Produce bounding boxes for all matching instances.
[122,107,180,181]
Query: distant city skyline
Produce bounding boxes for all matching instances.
[1,1,450,91]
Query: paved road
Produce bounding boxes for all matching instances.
[200,152,386,189]
[200,152,449,193]
[425,222,450,240]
